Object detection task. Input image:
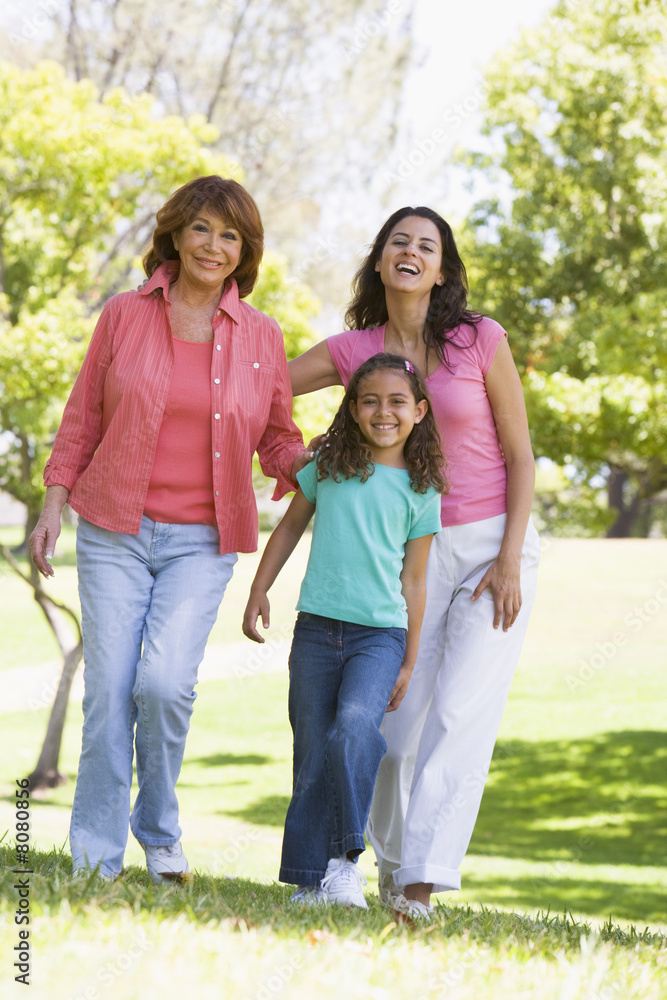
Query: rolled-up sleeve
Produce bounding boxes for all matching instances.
[256,321,304,499]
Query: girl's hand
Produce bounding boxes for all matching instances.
[471,552,522,631]
[387,663,414,712]
[242,591,271,643]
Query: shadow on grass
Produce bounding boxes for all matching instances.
[224,794,290,827]
[473,730,667,868]
[461,871,667,926]
[189,753,273,767]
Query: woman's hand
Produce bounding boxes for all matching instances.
[471,551,522,631]
[29,485,70,579]
[289,435,324,481]
[387,662,414,712]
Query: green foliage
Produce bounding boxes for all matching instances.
[249,251,319,362]
[461,0,667,535]
[532,461,615,538]
[0,61,231,317]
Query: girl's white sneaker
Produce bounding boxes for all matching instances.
[321,857,368,908]
[290,886,329,906]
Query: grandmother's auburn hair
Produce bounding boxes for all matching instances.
[316,353,448,496]
[142,176,264,298]
[345,206,481,370]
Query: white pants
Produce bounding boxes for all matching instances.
[366,513,541,893]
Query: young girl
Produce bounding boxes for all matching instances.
[242,353,447,908]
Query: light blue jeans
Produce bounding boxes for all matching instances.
[71,516,237,877]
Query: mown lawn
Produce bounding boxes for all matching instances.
[0,531,666,997]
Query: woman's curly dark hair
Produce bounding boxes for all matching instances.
[345,206,481,371]
[316,353,448,495]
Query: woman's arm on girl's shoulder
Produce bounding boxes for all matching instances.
[242,489,316,643]
[289,340,343,396]
[387,533,435,712]
[472,336,535,630]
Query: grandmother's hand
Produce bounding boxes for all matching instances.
[289,435,323,481]
[29,510,62,579]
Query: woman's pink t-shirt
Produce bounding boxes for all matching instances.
[144,338,216,526]
[327,317,508,527]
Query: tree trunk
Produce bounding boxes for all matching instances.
[0,545,83,791]
[27,633,83,790]
[18,507,40,556]
[606,468,641,538]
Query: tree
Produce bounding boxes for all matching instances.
[458,0,667,535]
[2,0,414,308]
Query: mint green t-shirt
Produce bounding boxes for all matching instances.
[295,460,442,629]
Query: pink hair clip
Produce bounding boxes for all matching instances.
[404,360,414,374]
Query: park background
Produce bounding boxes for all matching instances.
[0,0,665,997]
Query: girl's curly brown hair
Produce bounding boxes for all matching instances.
[316,353,448,495]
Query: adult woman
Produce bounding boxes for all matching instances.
[30,175,306,882]
[289,206,540,917]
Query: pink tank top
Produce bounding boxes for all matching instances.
[144,339,216,525]
[327,317,508,527]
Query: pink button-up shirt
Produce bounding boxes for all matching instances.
[44,262,304,553]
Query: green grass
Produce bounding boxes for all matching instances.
[0,843,665,1000]
[1,535,666,997]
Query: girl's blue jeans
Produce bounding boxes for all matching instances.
[279,612,406,887]
[70,516,237,878]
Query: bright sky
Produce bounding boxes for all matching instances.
[380,0,557,217]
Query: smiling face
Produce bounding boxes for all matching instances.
[348,368,427,467]
[375,215,445,295]
[172,207,243,293]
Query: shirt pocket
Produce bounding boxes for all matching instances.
[229,360,277,440]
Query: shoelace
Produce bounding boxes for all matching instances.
[321,863,367,891]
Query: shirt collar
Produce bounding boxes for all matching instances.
[140,260,242,325]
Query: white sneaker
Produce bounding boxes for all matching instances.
[321,857,368,908]
[142,842,192,884]
[290,886,329,906]
[391,893,434,922]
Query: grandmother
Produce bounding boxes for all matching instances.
[30,175,306,883]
